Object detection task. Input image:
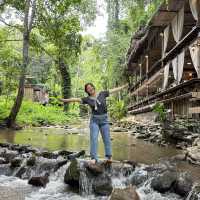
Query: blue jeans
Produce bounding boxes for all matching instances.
[89,113,112,161]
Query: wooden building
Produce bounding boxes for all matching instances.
[126,0,200,118]
[24,84,48,104]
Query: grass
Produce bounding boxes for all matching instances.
[0,96,80,127]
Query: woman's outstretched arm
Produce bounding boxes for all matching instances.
[109,83,129,95]
[59,98,82,103]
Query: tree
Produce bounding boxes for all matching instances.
[3,0,37,128]
[35,0,96,111]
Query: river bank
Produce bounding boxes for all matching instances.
[114,115,200,167]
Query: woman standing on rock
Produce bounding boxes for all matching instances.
[59,83,128,164]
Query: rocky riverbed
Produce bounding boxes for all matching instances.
[113,117,200,167]
[0,142,200,200]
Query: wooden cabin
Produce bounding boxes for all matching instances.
[24,84,48,104]
[126,0,200,119]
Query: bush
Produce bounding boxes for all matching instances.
[0,96,80,126]
[109,98,127,121]
[153,102,167,122]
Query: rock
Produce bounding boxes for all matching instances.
[0,143,11,148]
[2,150,18,162]
[129,169,148,186]
[109,186,140,200]
[64,159,112,195]
[187,146,200,164]
[123,160,137,169]
[171,154,186,162]
[64,159,80,187]
[176,142,187,150]
[28,172,49,187]
[40,151,58,159]
[151,170,177,193]
[67,150,85,160]
[173,173,193,197]
[93,173,113,196]
[111,162,135,177]
[10,157,23,168]
[112,127,128,132]
[58,150,74,156]
[0,157,7,164]
[136,134,149,139]
[26,156,36,166]
[193,138,200,147]
[85,162,104,176]
[54,159,68,172]
[187,184,200,200]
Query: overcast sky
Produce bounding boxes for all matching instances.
[0,1,108,39]
[83,0,108,39]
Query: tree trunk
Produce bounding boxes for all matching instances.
[58,58,71,112]
[6,0,36,128]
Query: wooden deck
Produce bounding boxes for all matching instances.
[128,79,200,114]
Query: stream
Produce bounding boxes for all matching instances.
[0,122,200,200]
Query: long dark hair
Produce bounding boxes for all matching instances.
[84,83,95,96]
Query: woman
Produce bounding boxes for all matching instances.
[60,83,128,164]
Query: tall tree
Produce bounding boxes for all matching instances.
[35,0,96,111]
[3,0,37,128]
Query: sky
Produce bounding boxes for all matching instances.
[83,0,108,39]
[0,1,108,39]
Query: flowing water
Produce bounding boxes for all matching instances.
[0,123,200,200]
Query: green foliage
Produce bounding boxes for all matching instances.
[101,0,163,89]
[0,28,22,97]
[71,36,106,97]
[0,97,79,126]
[153,102,167,122]
[108,97,127,121]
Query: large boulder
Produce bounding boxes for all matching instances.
[109,186,140,200]
[93,173,113,196]
[151,170,177,193]
[129,169,148,186]
[26,156,36,166]
[64,159,113,195]
[64,159,80,187]
[0,157,7,164]
[85,162,104,176]
[10,157,23,168]
[186,147,200,165]
[28,172,49,187]
[173,173,193,197]
[1,149,18,162]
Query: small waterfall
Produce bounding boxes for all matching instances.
[12,158,27,178]
[79,162,93,196]
[137,177,182,200]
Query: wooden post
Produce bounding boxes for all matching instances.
[147,84,149,98]
[137,91,139,104]
[139,63,142,86]
[160,32,164,58]
[145,55,149,79]
[171,101,174,119]
[135,70,137,83]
